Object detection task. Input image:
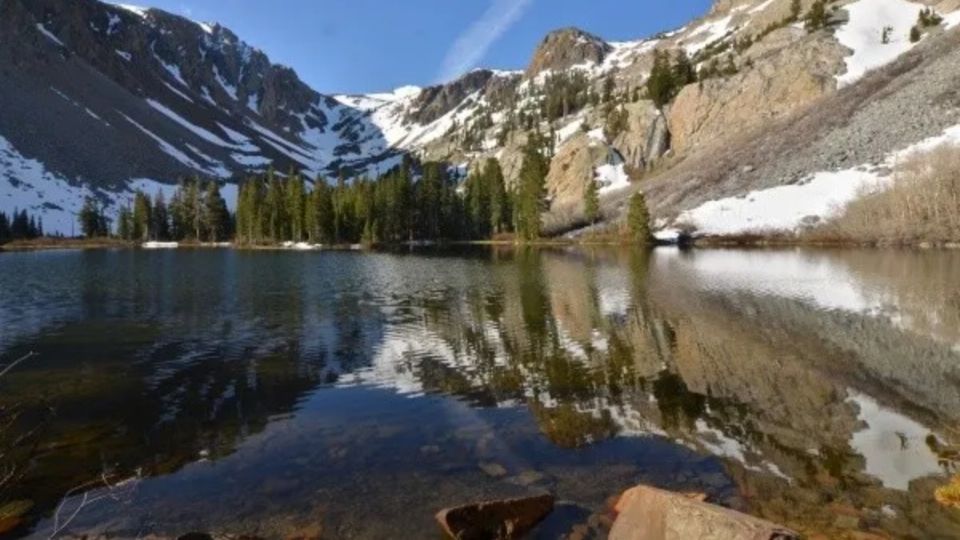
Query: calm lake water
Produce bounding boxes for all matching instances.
[1,247,959,539]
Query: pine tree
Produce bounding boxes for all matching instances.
[602,75,616,104]
[184,180,203,241]
[419,162,444,239]
[789,0,802,21]
[265,172,286,241]
[672,50,697,87]
[584,178,600,225]
[627,191,652,244]
[78,198,105,238]
[465,167,490,239]
[202,182,230,242]
[646,49,676,109]
[12,210,29,239]
[514,136,549,241]
[132,191,152,241]
[361,218,377,246]
[485,158,510,235]
[152,191,170,240]
[804,1,829,32]
[0,211,9,243]
[169,186,184,240]
[306,179,335,244]
[287,173,306,241]
[117,206,133,240]
[910,25,921,43]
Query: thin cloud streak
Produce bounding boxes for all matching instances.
[436,0,534,83]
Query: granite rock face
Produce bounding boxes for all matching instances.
[526,28,612,77]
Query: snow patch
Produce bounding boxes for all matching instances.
[557,118,586,145]
[676,167,884,237]
[112,4,149,18]
[143,241,179,249]
[152,49,190,89]
[848,391,943,490]
[162,81,194,103]
[119,113,223,177]
[595,163,630,195]
[663,122,960,238]
[836,0,924,87]
[146,99,241,150]
[682,15,733,55]
[36,24,65,47]
[0,135,95,235]
[231,153,272,168]
[212,65,238,101]
[216,123,259,152]
[200,86,217,106]
[115,49,132,61]
[946,10,960,28]
[749,0,776,14]
[587,128,606,146]
[107,13,122,35]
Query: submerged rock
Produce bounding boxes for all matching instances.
[610,485,798,540]
[435,493,555,540]
[478,461,508,478]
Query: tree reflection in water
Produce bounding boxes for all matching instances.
[0,247,958,538]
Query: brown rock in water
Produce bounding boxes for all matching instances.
[610,485,798,540]
[435,493,555,540]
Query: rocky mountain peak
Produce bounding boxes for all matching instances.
[526,27,612,77]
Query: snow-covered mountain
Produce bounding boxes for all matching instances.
[3,0,960,235]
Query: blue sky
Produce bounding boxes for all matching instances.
[138,0,714,94]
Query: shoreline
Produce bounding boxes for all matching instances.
[4,236,960,253]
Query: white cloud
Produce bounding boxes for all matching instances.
[436,0,534,83]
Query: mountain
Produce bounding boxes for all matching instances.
[2,0,960,236]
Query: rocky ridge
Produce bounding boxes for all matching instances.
[3,0,960,235]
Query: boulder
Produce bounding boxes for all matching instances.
[610,485,798,540]
[435,493,555,540]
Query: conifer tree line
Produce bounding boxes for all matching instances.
[0,209,43,243]
[62,138,650,246]
[235,154,535,245]
[112,179,232,242]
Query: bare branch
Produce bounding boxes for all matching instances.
[0,351,38,379]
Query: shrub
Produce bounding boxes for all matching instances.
[910,25,922,43]
[626,191,653,244]
[810,144,960,244]
[936,475,960,509]
[804,0,829,32]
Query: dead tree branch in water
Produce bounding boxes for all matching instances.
[0,351,37,380]
[48,470,142,539]
[0,352,42,493]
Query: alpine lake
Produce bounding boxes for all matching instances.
[1,246,959,539]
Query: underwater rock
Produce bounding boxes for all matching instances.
[610,485,798,540]
[435,493,555,539]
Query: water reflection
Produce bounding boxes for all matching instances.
[1,247,958,538]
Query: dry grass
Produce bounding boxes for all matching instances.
[0,237,132,251]
[810,145,960,245]
[937,475,960,510]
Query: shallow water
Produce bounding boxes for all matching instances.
[1,247,959,538]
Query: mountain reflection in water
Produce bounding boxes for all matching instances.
[0,247,958,538]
